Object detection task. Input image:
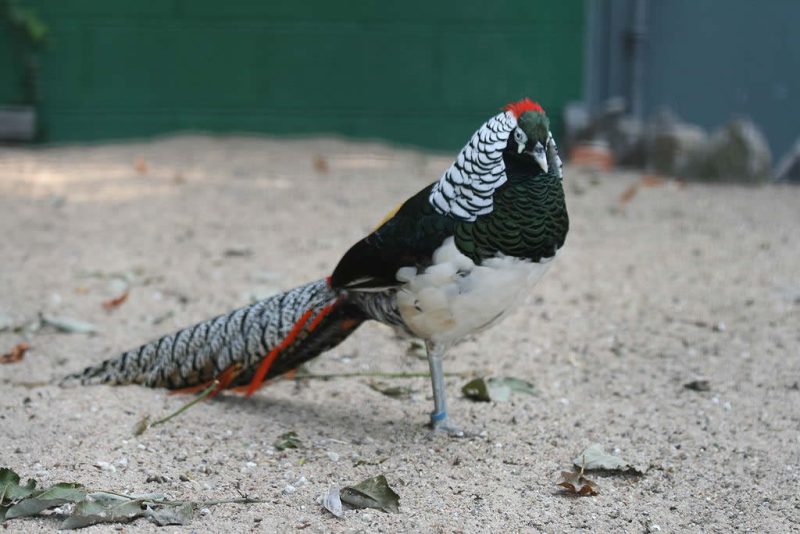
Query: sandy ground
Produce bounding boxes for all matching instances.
[0,134,798,533]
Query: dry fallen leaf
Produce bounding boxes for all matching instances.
[1,342,30,364]
[557,465,598,496]
[274,431,301,451]
[0,467,261,528]
[41,314,98,334]
[618,183,639,205]
[321,486,343,518]
[339,474,400,513]
[619,175,668,206]
[462,376,536,402]
[102,291,129,311]
[640,174,666,187]
[367,380,414,400]
[134,156,149,174]
[572,444,643,474]
[313,155,329,174]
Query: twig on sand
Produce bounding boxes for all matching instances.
[289,369,484,380]
[149,380,218,428]
[135,369,487,435]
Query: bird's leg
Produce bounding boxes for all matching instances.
[425,340,465,437]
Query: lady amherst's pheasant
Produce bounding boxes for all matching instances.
[66,98,569,435]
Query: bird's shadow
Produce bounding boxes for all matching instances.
[203,389,428,443]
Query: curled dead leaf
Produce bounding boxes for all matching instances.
[41,314,98,334]
[462,376,536,402]
[102,291,129,311]
[274,431,301,451]
[322,486,343,518]
[134,157,149,174]
[367,380,414,399]
[1,342,29,364]
[619,175,668,206]
[618,183,639,205]
[572,444,643,474]
[339,474,399,513]
[557,466,598,496]
[313,155,329,174]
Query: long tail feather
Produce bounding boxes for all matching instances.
[63,278,364,390]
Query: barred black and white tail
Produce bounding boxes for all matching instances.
[63,279,364,391]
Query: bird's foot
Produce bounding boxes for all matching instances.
[428,411,472,438]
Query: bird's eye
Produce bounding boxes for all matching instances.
[514,128,527,145]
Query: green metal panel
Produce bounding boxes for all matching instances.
[2,1,585,149]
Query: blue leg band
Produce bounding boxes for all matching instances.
[431,410,447,422]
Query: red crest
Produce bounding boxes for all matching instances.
[503,98,544,118]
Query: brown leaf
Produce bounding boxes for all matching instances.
[102,291,129,311]
[312,155,329,174]
[134,157,149,174]
[618,183,639,205]
[619,175,667,206]
[640,174,666,187]
[557,467,598,496]
[1,342,30,364]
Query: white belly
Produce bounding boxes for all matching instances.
[395,237,555,344]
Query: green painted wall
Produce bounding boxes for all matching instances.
[1,1,585,150]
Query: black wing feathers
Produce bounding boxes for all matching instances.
[331,185,455,290]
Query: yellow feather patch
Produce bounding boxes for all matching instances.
[373,201,403,231]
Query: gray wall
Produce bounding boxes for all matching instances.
[585,0,800,161]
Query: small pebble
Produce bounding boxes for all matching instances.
[327,451,340,462]
[95,461,116,473]
[283,484,296,495]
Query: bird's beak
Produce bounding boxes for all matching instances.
[529,142,548,174]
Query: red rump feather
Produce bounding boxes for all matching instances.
[503,98,544,118]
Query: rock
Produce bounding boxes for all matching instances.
[575,98,644,166]
[775,139,800,183]
[94,460,116,472]
[645,110,708,177]
[703,119,772,183]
